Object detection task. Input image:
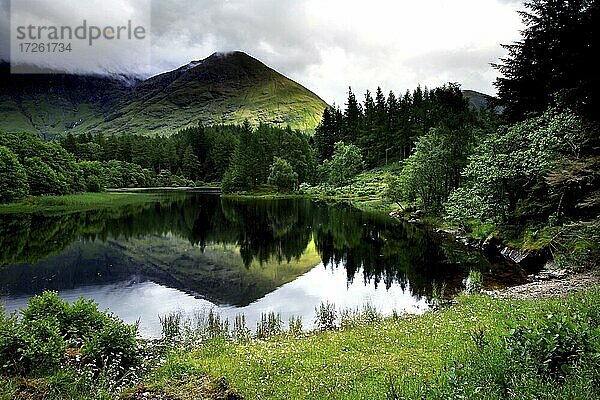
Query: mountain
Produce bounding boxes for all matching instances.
[0,52,329,138]
[462,89,497,111]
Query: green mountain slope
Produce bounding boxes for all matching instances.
[462,89,496,110]
[0,64,137,139]
[0,52,329,137]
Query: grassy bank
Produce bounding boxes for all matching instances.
[143,289,600,399]
[2,287,600,399]
[0,192,163,215]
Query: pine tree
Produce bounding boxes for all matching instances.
[360,90,378,167]
[494,0,598,123]
[386,90,401,163]
[344,87,362,144]
[314,108,337,162]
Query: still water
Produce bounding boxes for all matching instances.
[0,193,526,337]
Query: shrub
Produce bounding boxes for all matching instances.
[0,146,29,203]
[82,315,138,370]
[23,157,66,195]
[67,298,109,342]
[0,311,26,374]
[21,291,70,329]
[20,317,66,372]
[506,311,596,377]
[2,292,139,376]
[465,270,483,294]
[268,157,298,192]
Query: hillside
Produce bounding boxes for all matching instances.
[0,52,329,138]
[0,63,137,140]
[462,89,498,111]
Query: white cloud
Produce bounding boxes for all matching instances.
[0,0,524,104]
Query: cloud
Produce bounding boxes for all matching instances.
[0,0,524,104]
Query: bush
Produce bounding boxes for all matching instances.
[506,311,597,377]
[1,292,139,376]
[23,157,66,195]
[465,270,483,294]
[20,317,66,372]
[67,298,110,342]
[0,311,26,374]
[0,146,29,203]
[21,291,70,328]
[82,316,138,369]
[268,157,298,192]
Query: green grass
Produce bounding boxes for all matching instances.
[299,162,403,203]
[0,192,161,215]
[3,288,600,399]
[141,288,600,400]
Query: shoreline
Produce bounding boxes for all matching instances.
[491,270,599,300]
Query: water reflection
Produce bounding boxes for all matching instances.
[0,193,526,336]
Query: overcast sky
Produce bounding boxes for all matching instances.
[0,0,524,105]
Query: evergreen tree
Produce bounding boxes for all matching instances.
[386,90,402,163]
[314,108,337,162]
[360,90,379,167]
[494,0,598,123]
[344,87,362,144]
[181,145,202,181]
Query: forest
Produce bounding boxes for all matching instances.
[0,0,597,265]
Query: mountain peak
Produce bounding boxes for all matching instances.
[0,52,329,137]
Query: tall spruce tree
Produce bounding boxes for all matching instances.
[344,87,362,144]
[494,0,598,123]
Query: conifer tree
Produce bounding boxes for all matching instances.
[494,0,598,123]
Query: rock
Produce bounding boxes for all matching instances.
[500,247,530,264]
[500,246,550,269]
[544,259,559,270]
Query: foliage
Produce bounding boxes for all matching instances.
[267,157,298,192]
[0,145,29,202]
[78,161,105,192]
[222,122,315,192]
[322,141,364,187]
[383,173,407,208]
[82,315,138,369]
[551,219,600,270]
[0,311,26,374]
[314,301,337,331]
[159,312,183,342]
[445,109,588,226]
[1,291,139,376]
[315,83,488,172]
[23,157,65,195]
[153,290,600,400]
[506,311,596,378]
[494,0,598,123]
[464,270,483,294]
